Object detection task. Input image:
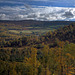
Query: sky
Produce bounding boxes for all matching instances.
[0,0,75,21]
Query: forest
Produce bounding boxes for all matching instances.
[0,21,75,75]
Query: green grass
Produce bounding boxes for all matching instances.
[25,27,33,28]
[21,30,32,33]
[6,25,67,36]
[9,30,20,34]
[9,29,50,34]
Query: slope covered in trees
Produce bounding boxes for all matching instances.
[0,23,75,75]
[0,23,75,47]
[42,23,75,43]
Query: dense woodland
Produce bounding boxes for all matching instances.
[0,22,75,75]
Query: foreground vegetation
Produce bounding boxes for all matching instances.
[0,22,75,75]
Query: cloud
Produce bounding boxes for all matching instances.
[24,4,31,9]
[0,5,75,21]
[0,14,6,20]
[27,14,37,18]
[31,0,75,4]
[62,11,74,18]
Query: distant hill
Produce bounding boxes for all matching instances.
[0,20,75,27]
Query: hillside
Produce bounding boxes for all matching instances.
[0,23,75,47]
[42,24,75,43]
[0,23,75,75]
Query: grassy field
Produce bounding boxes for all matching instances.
[0,21,69,39]
[8,29,50,34]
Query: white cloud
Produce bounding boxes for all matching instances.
[0,14,7,20]
[0,5,75,21]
